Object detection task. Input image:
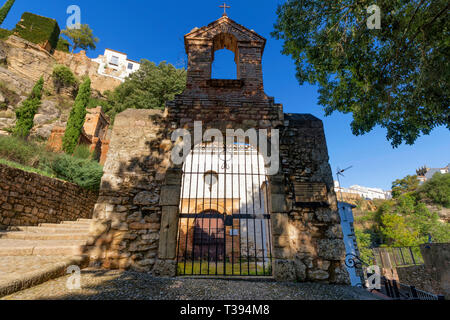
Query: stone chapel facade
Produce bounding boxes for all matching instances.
[87,15,350,283]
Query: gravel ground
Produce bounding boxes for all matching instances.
[1,268,378,300]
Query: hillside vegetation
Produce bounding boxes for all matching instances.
[355,173,450,260]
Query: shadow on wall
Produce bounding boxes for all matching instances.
[81,110,172,272]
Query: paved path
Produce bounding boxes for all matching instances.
[0,219,91,296]
[1,268,379,300]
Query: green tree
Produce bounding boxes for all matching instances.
[52,65,78,93]
[105,60,186,121]
[61,24,99,54]
[272,0,449,147]
[416,172,450,208]
[13,77,44,138]
[0,0,15,26]
[380,213,419,246]
[392,175,419,198]
[62,78,91,154]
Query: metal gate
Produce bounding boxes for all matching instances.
[176,142,273,276]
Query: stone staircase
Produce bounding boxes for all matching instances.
[0,219,92,297]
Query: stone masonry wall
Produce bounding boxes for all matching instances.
[86,109,173,272]
[269,114,349,284]
[88,15,349,284]
[0,164,98,229]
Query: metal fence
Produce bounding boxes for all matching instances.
[381,277,445,300]
[372,246,424,268]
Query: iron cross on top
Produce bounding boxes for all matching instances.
[219,2,230,16]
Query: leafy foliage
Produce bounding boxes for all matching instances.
[61,24,99,53]
[355,172,450,248]
[13,77,44,138]
[103,60,186,122]
[14,12,60,50]
[52,65,78,93]
[0,135,102,190]
[0,27,11,39]
[272,0,450,147]
[0,0,15,26]
[416,172,450,208]
[62,78,91,154]
[55,37,70,53]
[391,175,419,198]
[0,134,54,171]
[52,154,103,191]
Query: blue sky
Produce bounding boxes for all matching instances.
[2,0,449,190]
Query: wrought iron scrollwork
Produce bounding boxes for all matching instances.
[345,253,368,269]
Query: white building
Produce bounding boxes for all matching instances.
[334,181,392,200]
[92,49,141,82]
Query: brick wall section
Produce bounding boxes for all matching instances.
[0,164,98,228]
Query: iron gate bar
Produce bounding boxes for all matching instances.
[176,142,272,277]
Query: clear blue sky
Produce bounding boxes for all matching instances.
[3,0,449,190]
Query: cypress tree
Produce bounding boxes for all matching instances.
[0,0,15,25]
[62,77,91,154]
[13,76,44,138]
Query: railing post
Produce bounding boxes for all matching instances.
[392,279,401,299]
[384,277,393,298]
[409,247,416,265]
[410,286,419,300]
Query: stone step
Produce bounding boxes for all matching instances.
[7,226,90,234]
[77,219,93,222]
[0,239,87,256]
[38,223,90,229]
[0,255,89,298]
[0,231,90,240]
[61,221,92,225]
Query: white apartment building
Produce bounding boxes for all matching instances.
[334,181,392,200]
[92,49,141,82]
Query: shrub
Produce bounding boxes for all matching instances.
[0,135,56,172]
[13,77,44,138]
[62,77,91,154]
[0,135,103,190]
[73,144,93,160]
[14,12,60,50]
[52,154,103,190]
[55,37,70,53]
[0,27,11,39]
[52,64,78,93]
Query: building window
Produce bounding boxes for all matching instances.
[127,63,133,70]
[110,56,119,66]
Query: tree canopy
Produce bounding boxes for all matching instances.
[272,0,449,147]
[13,77,44,138]
[62,24,99,53]
[102,60,186,122]
[391,174,420,198]
[62,77,91,154]
[0,0,15,26]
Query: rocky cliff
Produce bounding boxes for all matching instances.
[0,35,121,139]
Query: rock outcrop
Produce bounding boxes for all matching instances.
[0,35,122,137]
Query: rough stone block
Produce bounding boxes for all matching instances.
[273,259,296,281]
